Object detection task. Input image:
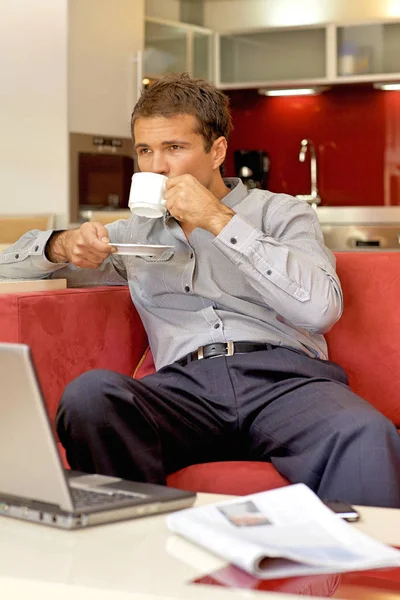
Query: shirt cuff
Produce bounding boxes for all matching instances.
[213,214,261,255]
[29,230,69,271]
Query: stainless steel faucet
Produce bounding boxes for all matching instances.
[296,139,321,209]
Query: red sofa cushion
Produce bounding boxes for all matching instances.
[327,252,400,426]
[0,286,148,422]
[166,462,290,495]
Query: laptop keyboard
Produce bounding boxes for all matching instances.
[70,487,136,508]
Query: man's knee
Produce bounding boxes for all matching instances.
[56,369,117,431]
[331,402,397,446]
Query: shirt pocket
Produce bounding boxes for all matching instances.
[126,251,175,305]
[137,251,175,263]
[124,250,174,275]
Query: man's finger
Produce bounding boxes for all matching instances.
[80,232,111,253]
[92,221,109,238]
[165,174,192,190]
[75,245,111,262]
[81,222,110,249]
[70,252,106,269]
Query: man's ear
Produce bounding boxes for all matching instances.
[212,136,228,169]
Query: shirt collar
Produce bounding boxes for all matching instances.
[221,177,248,208]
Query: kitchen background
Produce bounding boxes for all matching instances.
[226,86,400,206]
[2,0,400,245]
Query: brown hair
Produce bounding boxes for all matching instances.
[131,73,233,152]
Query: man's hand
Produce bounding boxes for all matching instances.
[164,174,235,236]
[46,222,115,268]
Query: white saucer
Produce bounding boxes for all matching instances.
[108,243,174,256]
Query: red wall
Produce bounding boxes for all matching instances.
[225,86,400,206]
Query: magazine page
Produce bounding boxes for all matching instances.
[166,484,400,579]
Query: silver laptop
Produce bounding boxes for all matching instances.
[0,343,196,529]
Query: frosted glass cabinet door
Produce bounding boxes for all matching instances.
[219,27,326,84]
[144,21,187,78]
[337,23,400,77]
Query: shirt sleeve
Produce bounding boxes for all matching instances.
[212,197,343,334]
[0,227,127,287]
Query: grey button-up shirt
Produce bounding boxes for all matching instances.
[0,179,342,370]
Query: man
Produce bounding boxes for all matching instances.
[1,73,399,507]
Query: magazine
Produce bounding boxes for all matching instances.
[166,483,400,579]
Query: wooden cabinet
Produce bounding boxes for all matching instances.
[68,0,144,138]
[216,19,400,89]
[144,17,214,82]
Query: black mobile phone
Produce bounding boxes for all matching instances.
[323,500,361,522]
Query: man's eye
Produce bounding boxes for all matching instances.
[169,145,181,151]
[139,148,150,155]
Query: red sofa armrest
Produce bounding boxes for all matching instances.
[327,252,400,427]
[0,286,148,422]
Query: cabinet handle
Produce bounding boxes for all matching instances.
[354,239,381,247]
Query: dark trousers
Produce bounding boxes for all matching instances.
[56,347,400,507]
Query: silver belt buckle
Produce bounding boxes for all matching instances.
[226,341,234,356]
[196,341,235,360]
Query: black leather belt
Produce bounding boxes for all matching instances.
[177,341,276,367]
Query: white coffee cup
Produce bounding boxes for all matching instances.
[128,172,167,218]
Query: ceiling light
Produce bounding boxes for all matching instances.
[373,82,400,91]
[258,87,327,97]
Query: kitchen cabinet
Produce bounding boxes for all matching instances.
[68,0,144,138]
[218,26,328,86]
[216,19,400,89]
[336,22,400,81]
[144,17,214,82]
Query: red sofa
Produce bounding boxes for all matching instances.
[1,252,399,495]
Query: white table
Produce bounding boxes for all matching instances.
[0,493,399,600]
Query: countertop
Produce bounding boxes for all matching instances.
[313,206,400,224]
[78,206,400,226]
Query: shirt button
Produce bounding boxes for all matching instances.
[266,269,272,276]
[15,254,19,259]
[214,323,220,329]
[230,237,237,244]
[190,252,194,259]
[34,245,39,252]
[184,285,190,293]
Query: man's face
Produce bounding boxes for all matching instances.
[133,114,223,189]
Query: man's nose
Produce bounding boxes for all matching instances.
[151,152,169,176]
